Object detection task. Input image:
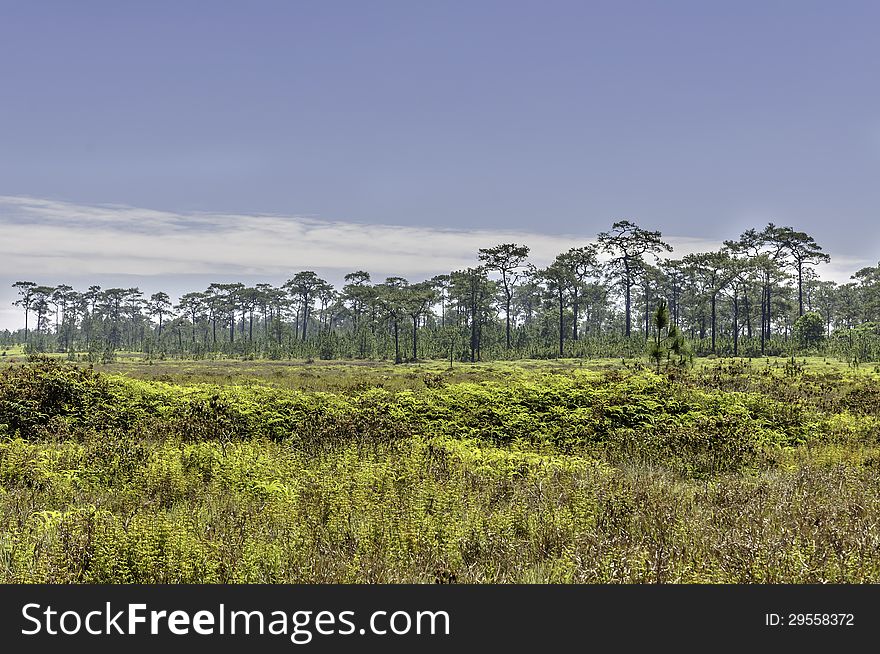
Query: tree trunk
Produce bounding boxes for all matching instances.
[412,314,418,361]
[558,290,564,357]
[470,303,477,363]
[798,262,804,316]
[302,302,309,340]
[277,305,283,345]
[711,293,717,353]
[672,286,679,325]
[733,293,739,356]
[505,292,512,349]
[744,294,751,338]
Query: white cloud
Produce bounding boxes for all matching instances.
[0,195,728,278]
[0,195,868,330]
[0,195,589,277]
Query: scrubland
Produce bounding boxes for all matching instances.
[1,355,879,583]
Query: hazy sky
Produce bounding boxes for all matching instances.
[1,1,879,329]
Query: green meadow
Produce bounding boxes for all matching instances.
[2,355,880,583]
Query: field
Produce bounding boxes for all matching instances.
[3,354,880,583]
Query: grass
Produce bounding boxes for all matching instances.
[2,350,877,391]
[1,355,880,583]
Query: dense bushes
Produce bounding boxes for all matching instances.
[1,357,872,475]
[3,434,880,583]
[4,358,880,583]
[0,358,826,454]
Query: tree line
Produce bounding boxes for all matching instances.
[5,220,880,363]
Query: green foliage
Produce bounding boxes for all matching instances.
[3,358,880,582]
[794,311,825,350]
[648,299,692,371]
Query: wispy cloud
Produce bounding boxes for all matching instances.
[1,194,868,279]
[0,195,728,279]
[0,195,869,330]
[0,195,577,277]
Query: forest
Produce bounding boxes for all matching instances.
[6,221,880,365]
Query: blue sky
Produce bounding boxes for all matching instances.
[1,1,879,328]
